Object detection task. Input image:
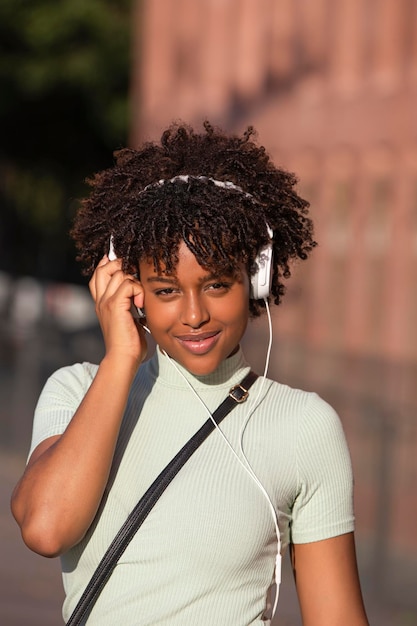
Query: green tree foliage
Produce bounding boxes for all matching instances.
[0,0,132,281]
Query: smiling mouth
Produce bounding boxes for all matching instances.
[175,331,221,355]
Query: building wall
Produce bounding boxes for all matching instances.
[130,0,417,610]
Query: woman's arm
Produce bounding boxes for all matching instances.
[291,532,369,626]
[11,256,147,557]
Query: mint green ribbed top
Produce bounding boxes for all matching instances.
[30,347,354,625]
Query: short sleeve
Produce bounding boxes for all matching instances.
[290,392,355,544]
[28,362,98,460]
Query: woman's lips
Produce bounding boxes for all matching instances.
[175,331,220,355]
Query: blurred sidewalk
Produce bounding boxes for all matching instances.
[0,451,64,626]
[1,449,414,625]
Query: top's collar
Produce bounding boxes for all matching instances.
[146,345,250,390]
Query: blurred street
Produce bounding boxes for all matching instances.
[1,451,64,626]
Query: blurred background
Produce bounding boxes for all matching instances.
[1,1,416,624]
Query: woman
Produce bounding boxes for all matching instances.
[11,122,369,625]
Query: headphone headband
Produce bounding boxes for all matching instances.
[143,174,252,197]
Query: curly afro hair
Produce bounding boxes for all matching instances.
[71,121,316,316]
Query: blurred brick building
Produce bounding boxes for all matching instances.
[130,0,417,612]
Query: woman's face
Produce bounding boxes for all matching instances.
[139,241,250,376]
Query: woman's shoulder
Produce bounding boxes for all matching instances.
[49,360,99,381]
[29,363,100,459]
[40,361,99,397]
[263,377,319,410]
[264,377,343,432]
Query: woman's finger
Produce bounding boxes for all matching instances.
[89,256,123,303]
[89,255,110,301]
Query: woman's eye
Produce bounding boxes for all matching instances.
[155,288,177,296]
[208,282,231,291]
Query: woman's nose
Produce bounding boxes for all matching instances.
[180,293,209,328]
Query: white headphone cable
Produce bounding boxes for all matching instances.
[238,298,281,617]
[162,297,281,617]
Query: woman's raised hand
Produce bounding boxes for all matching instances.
[11,255,148,557]
[89,255,148,366]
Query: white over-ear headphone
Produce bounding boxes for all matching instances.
[251,225,274,300]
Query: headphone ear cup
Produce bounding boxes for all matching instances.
[251,241,273,300]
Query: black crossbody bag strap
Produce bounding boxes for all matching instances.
[67,370,258,626]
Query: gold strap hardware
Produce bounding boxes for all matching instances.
[229,383,249,403]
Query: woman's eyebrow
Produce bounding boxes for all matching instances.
[145,272,228,285]
[145,276,177,284]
